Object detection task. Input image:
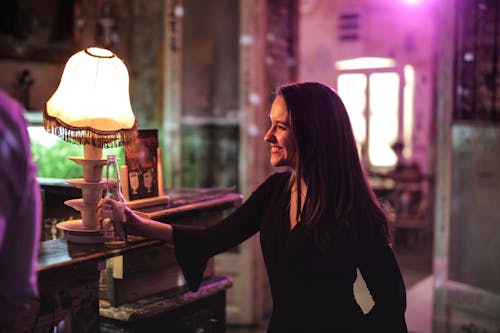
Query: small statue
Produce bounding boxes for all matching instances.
[17,69,34,110]
[96,2,119,47]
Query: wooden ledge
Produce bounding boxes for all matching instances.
[133,192,243,220]
[99,275,233,322]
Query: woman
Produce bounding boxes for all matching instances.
[107,82,408,332]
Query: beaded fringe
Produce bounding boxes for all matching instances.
[43,110,137,148]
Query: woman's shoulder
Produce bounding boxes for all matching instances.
[244,171,291,207]
[268,170,292,180]
[264,170,292,186]
[252,170,291,195]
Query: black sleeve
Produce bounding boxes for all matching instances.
[172,172,288,291]
[357,242,408,332]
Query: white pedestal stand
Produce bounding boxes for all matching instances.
[56,145,108,243]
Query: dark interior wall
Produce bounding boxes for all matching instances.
[182,0,239,117]
[128,0,164,128]
[180,0,240,189]
[266,0,298,101]
[453,0,500,122]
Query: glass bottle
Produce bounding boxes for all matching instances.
[101,154,127,248]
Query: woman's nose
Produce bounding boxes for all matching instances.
[264,129,274,143]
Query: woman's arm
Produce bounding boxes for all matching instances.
[358,243,408,332]
[124,206,173,242]
[103,172,288,291]
[102,199,173,243]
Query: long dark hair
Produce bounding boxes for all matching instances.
[277,82,389,247]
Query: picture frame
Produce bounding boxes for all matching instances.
[124,129,159,201]
[0,0,77,63]
[0,0,129,63]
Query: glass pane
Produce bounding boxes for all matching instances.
[368,72,399,168]
[338,74,367,150]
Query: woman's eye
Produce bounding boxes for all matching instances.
[277,125,287,131]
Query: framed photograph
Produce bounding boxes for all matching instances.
[0,0,129,63]
[124,129,159,201]
[0,0,77,62]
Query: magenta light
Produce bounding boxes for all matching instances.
[402,0,423,5]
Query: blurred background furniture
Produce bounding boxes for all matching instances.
[390,175,430,248]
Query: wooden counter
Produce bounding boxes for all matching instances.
[100,275,233,332]
[22,192,242,333]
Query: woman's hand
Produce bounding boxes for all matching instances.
[99,198,173,242]
[122,204,146,236]
[99,199,143,235]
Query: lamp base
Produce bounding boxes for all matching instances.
[56,220,104,244]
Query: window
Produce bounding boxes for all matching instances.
[26,113,124,179]
[336,58,414,171]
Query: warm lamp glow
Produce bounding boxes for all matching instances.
[44,47,137,148]
[43,47,138,237]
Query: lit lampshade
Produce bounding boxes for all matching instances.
[43,47,137,242]
[44,47,137,156]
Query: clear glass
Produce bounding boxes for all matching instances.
[102,154,127,248]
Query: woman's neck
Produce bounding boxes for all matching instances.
[289,176,307,229]
[291,176,307,195]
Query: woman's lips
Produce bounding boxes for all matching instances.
[271,146,282,153]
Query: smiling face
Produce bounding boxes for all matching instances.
[264,95,298,169]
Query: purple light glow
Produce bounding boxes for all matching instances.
[402,0,423,5]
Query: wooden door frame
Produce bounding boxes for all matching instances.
[162,0,272,324]
[433,0,500,331]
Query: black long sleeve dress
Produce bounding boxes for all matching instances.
[172,172,408,333]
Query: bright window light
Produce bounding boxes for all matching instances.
[335,57,396,70]
[338,73,367,152]
[403,65,415,158]
[369,73,399,167]
[28,126,60,148]
[336,58,416,170]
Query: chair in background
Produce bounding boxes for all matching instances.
[391,180,430,248]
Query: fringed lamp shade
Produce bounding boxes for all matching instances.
[44,47,137,149]
[44,47,138,237]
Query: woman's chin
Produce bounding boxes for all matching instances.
[270,159,287,168]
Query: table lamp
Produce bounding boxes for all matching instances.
[44,47,137,243]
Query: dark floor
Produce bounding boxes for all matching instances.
[226,230,434,333]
